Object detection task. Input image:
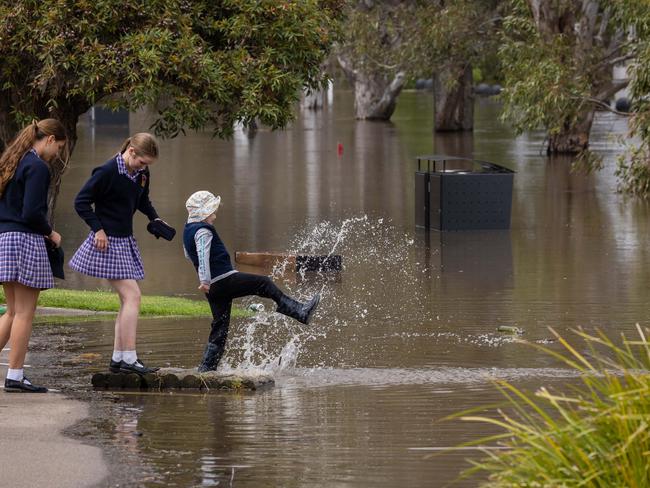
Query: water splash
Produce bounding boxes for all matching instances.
[222,216,429,371]
[221,216,521,374]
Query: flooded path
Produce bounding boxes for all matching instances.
[44,90,650,486]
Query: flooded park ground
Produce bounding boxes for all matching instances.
[29,88,650,487]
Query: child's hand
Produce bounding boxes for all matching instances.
[47,230,62,248]
[94,229,108,251]
[198,283,210,293]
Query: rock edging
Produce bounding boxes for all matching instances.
[91,367,274,391]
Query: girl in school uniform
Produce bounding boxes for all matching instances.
[70,133,168,375]
[0,119,66,393]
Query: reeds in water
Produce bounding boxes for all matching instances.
[455,325,650,487]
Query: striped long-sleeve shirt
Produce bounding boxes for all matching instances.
[183,227,237,284]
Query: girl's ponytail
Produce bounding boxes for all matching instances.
[120,133,158,159]
[119,137,132,154]
[0,119,66,197]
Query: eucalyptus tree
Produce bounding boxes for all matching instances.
[499,0,636,155]
[415,0,501,131]
[0,0,341,210]
[336,0,415,120]
[612,0,650,195]
[336,0,500,129]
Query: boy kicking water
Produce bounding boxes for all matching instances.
[183,191,320,372]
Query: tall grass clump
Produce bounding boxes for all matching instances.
[457,325,650,487]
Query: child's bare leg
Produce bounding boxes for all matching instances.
[113,296,124,352]
[107,279,157,374]
[109,279,141,352]
[7,282,39,369]
[0,283,17,351]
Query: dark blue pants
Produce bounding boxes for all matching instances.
[205,272,284,357]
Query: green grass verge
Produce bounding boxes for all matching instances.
[0,288,248,319]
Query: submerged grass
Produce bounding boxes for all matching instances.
[0,288,247,319]
[452,325,650,488]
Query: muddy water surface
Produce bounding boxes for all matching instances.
[46,90,650,487]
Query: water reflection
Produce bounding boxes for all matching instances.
[428,231,514,291]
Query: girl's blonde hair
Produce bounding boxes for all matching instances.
[0,119,66,197]
[120,133,159,159]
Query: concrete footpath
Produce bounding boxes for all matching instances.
[0,354,109,488]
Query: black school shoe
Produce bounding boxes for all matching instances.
[4,377,48,393]
[109,359,122,373]
[118,359,160,375]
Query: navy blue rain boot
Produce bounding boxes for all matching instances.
[197,343,222,373]
[276,294,320,325]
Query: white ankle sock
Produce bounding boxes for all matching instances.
[6,368,23,381]
[112,350,123,362]
[123,351,137,364]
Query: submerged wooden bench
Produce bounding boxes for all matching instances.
[235,252,342,272]
[91,367,274,391]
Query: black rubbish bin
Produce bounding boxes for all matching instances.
[415,155,514,231]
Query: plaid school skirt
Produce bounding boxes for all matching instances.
[69,232,145,281]
[0,231,54,289]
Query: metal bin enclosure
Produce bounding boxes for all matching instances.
[415,155,514,231]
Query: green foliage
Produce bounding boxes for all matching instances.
[472,67,484,84]
[337,0,500,82]
[337,1,417,78]
[497,0,648,158]
[570,149,604,175]
[473,50,504,85]
[499,0,594,138]
[616,143,650,197]
[611,1,650,196]
[0,0,342,140]
[412,0,500,77]
[454,326,650,487]
[0,287,247,318]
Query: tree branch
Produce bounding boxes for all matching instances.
[596,7,610,43]
[578,96,631,116]
[578,0,599,47]
[336,53,357,83]
[597,79,630,101]
[386,71,406,98]
[364,55,401,71]
[595,39,636,68]
[606,53,636,67]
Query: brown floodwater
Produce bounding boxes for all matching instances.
[48,89,650,487]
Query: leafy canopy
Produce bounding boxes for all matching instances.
[609,0,650,195]
[0,0,341,140]
[337,0,499,82]
[498,0,615,139]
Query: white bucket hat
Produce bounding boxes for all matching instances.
[186,191,221,223]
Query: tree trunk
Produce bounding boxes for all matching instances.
[0,96,20,152]
[547,110,595,154]
[45,101,84,225]
[301,88,326,110]
[525,0,620,155]
[434,64,474,132]
[354,70,406,120]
